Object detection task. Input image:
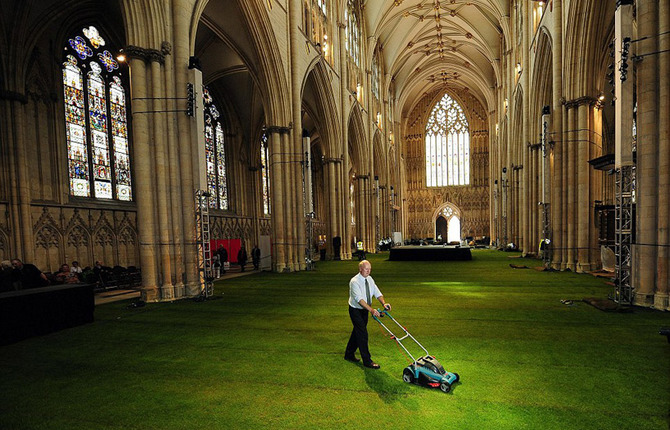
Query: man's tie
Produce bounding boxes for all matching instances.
[365,278,371,305]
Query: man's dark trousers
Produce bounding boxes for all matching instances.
[345,306,372,364]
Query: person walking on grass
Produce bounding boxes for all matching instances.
[344,259,391,369]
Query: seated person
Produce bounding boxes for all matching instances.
[70,260,83,275]
[11,259,49,289]
[1,260,15,292]
[54,264,80,284]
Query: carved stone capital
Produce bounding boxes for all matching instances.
[564,96,598,109]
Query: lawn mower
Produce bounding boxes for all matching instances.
[372,309,460,393]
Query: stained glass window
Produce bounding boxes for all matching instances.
[425,94,470,186]
[203,88,228,210]
[345,0,360,66]
[62,25,132,200]
[261,132,271,216]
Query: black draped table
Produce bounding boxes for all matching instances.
[389,245,472,261]
[1,283,95,345]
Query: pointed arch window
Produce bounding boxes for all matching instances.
[371,54,380,100]
[203,88,228,210]
[302,0,332,63]
[425,94,470,186]
[260,132,271,216]
[63,25,132,200]
[345,0,360,66]
[345,0,362,93]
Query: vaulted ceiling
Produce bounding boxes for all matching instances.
[366,0,510,116]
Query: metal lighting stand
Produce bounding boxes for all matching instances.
[540,106,552,267]
[195,190,213,299]
[302,137,315,271]
[501,168,508,247]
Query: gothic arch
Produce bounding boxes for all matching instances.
[193,0,291,127]
[564,1,615,99]
[347,106,367,174]
[303,59,341,158]
[432,202,462,242]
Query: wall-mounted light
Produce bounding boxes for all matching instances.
[116,50,126,62]
[504,98,508,110]
[516,62,522,76]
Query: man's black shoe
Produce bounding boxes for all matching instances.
[364,362,380,369]
[344,356,360,363]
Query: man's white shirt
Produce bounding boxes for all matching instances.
[348,272,382,309]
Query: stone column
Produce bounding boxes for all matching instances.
[552,0,564,270]
[565,104,576,271]
[288,0,302,271]
[635,0,659,305]
[326,159,338,259]
[128,54,158,300]
[577,101,589,272]
[268,127,287,272]
[162,41,185,297]
[657,0,670,309]
[172,0,199,295]
[3,97,34,261]
[149,56,174,299]
[280,131,296,271]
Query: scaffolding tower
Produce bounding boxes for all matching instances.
[195,190,213,298]
[614,165,635,304]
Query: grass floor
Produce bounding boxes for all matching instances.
[1,250,669,429]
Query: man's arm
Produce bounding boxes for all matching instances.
[377,295,392,311]
[358,299,380,317]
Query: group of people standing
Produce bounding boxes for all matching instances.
[211,244,261,278]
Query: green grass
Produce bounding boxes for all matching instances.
[1,250,669,429]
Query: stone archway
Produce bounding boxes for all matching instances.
[433,202,462,244]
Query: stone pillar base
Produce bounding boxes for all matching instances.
[653,294,668,311]
[160,284,175,301]
[274,263,286,273]
[185,282,201,297]
[141,286,160,303]
[173,283,185,299]
[633,292,654,308]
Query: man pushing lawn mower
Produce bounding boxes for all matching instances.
[344,260,391,369]
[344,261,460,392]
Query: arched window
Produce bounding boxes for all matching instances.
[63,25,132,200]
[203,88,228,210]
[260,132,271,216]
[371,54,380,100]
[302,1,332,63]
[345,0,361,93]
[425,94,470,186]
[345,0,360,66]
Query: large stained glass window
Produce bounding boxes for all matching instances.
[425,94,470,186]
[62,26,132,200]
[260,132,271,216]
[203,88,228,210]
[345,0,362,93]
[345,0,360,67]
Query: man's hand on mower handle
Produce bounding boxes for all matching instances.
[383,303,392,311]
[371,308,380,317]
